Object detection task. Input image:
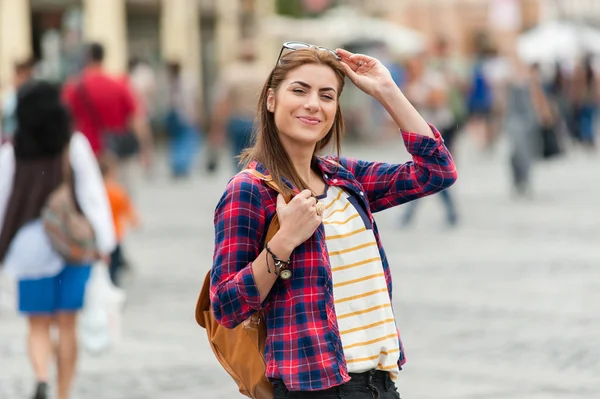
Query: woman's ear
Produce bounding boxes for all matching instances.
[266,88,275,113]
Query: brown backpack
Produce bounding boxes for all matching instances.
[41,146,98,264]
[195,169,288,399]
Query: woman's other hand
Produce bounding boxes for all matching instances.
[275,189,322,250]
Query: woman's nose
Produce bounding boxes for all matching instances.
[304,94,319,112]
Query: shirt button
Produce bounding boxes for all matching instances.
[359,191,364,196]
[324,174,328,179]
[333,179,338,183]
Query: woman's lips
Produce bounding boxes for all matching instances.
[297,116,321,125]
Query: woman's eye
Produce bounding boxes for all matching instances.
[293,89,305,94]
[322,95,334,100]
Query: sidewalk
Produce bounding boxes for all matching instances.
[1,135,599,398]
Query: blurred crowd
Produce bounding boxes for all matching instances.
[0,34,598,278]
[0,24,599,398]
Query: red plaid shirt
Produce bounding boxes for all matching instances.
[210,127,457,391]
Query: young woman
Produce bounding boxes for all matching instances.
[209,42,458,398]
[0,81,115,399]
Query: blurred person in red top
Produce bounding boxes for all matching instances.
[62,43,152,170]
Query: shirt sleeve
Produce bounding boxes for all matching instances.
[69,133,116,255]
[341,125,458,213]
[210,174,266,329]
[0,143,15,235]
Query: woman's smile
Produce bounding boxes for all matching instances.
[296,116,321,125]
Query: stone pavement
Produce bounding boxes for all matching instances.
[1,134,599,399]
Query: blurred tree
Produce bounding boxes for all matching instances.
[276,0,303,18]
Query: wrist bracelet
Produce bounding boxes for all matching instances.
[265,242,292,280]
[265,249,272,274]
[265,242,290,265]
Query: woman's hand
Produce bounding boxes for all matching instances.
[275,190,322,250]
[336,48,396,100]
[337,48,435,138]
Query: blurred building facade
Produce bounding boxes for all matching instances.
[343,0,600,56]
[0,0,278,110]
[3,0,600,108]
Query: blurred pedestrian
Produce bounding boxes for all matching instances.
[209,43,457,398]
[1,58,35,143]
[209,40,269,172]
[399,53,459,227]
[0,81,115,399]
[123,57,157,175]
[62,42,153,188]
[164,61,201,178]
[466,48,496,150]
[504,62,555,197]
[99,152,140,287]
[570,54,598,149]
[126,57,157,123]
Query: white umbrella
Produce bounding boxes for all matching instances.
[517,21,600,64]
[263,6,425,56]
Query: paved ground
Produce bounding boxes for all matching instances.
[1,133,599,399]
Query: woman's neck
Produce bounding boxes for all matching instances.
[288,151,323,193]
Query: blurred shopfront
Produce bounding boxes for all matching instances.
[0,0,277,117]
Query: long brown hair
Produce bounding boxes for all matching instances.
[239,48,346,197]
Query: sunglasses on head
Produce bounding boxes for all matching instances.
[275,41,341,66]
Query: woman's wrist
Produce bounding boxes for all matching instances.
[373,80,402,104]
[268,232,296,258]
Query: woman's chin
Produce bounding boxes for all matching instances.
[281,129,328,147]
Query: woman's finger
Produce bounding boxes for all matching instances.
[337,50,360,70]
[335,48,354,60]
[340,61,359,81]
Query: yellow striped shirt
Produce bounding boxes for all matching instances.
[322,186,400,375]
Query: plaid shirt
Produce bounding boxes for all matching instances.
[210,127,457,391]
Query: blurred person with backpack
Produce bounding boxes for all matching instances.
[203,42,457,398]
[62,43,154,188]
[0,81,115,399]
[504,62,556,197]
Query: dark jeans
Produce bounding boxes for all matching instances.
[272,370,401,399]
[401,188,457,226]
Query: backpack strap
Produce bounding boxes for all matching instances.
[241,168,279,191]
[195,169,289,328]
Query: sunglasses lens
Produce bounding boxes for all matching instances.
[285,42,311,51]
[277,42,340,66]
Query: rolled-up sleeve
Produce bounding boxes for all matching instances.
[342,125,458,213]
[210,175,266,329]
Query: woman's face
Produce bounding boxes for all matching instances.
[267,63,339,149]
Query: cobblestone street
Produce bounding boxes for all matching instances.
[1,135,599,399]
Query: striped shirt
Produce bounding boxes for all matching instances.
[322,186,400,376]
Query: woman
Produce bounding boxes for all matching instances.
[0,81,115,399]
[209,43,457,398]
